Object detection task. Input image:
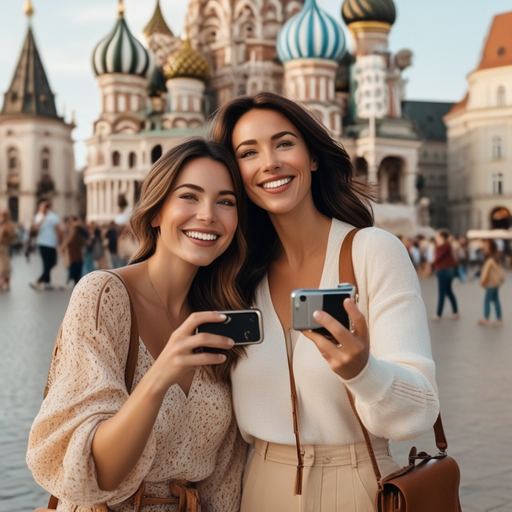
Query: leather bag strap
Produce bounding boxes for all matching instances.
[338,229,449,489]
[285,334,304,495]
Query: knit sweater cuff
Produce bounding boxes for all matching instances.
[341,353,394,405]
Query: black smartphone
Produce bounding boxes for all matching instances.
[291,284,356,336]
[194,309,264,354]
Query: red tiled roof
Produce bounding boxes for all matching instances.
[476,12,512,71]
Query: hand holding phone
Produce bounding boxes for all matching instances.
[194,309,264,353]
[291,284,355,336]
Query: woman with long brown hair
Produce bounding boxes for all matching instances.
[27,138,248,512]
[211,92,439,511]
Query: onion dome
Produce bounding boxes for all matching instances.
[163,39,210,82]
[92,2,151,77]
[144,0,174,39]
[342,0,396,27]
[277,0,346,64]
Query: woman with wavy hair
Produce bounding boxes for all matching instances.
[210,93,439,511]
[28,138,248,512]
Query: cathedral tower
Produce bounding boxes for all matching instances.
[277,0,346,136]
[85,0,151,223]
[0,0,76,222]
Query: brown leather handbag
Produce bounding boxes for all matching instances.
[286,228,462,511]
[42,271,201,512]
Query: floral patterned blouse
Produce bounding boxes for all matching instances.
[27,271,245,512]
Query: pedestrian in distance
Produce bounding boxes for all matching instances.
[27,138,248,512]
[0,209,16,292]
[478,239,505,327]
[432,229,459,321]
[211,92,439,512]
[59,217,86,287]
[29,198,63,291]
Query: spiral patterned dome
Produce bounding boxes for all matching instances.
[163,39,210,82]
[277,0,346,63]
[92,10,151,77]
[342,0,396,26]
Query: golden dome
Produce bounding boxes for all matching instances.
[163,39,209,82]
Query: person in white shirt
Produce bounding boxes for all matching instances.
[212,92,439,512]
[30,199,62,290]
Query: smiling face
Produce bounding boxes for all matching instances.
[152,157,238,267]
[231,109,318,215]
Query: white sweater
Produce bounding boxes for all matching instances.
[231,219,439,446]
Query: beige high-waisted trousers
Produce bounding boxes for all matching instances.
[241,438,400,512]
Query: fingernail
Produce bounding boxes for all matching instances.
[227,339,235,346]
[218,314,227,320]
[313,310,321,319]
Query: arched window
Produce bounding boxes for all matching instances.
[151,145,162,164]
[112,151,121,166]
[492,172,503,195]
[492,136,502,159]
[129,152,137,168]
[7,147,19,171]
[41,148,50,171]
[497,86,506,107]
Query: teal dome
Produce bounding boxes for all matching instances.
[92,10,150,77]
[342,0,396,26]
[277,0,346,63]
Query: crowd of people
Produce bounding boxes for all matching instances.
[399,231,509,326]
[1,196,137,292]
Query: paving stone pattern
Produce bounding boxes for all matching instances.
[1,255,511,512]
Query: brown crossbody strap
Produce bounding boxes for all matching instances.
[338,229,448,487]
[101,270,140,392]
[285,334,304,495]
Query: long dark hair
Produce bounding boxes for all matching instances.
[209,92,374,302]
[130,138,248,382]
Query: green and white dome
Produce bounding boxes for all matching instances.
[92,4,151,77]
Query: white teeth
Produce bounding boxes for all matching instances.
[262,177,292,189]
[184,231,219,241]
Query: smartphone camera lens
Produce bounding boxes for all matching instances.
[250,315,255,322]
[300,295,306,302]
[244,331,251,341]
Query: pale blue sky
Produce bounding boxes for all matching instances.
[1,0,511,168]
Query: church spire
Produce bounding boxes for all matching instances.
[1,15,58,118]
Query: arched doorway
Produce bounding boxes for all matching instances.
[378,157,404,203]
[355,157,368,182]
[490,207,511,229]
[151,145,163,164]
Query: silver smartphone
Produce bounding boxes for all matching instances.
[194,309,264,353]
[291,284,356,335]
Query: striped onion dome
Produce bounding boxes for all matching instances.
[163,39,210,82]
[92,9,151,77]
[342,0,396,26]
[277,0,346,63]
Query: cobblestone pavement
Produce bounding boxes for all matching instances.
[1,254,511,512]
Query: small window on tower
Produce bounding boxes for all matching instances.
[11,92,18,101]
[497,47,506,57]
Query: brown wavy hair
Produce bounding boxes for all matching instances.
[129,138,248,382]
[209,92,374,303]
